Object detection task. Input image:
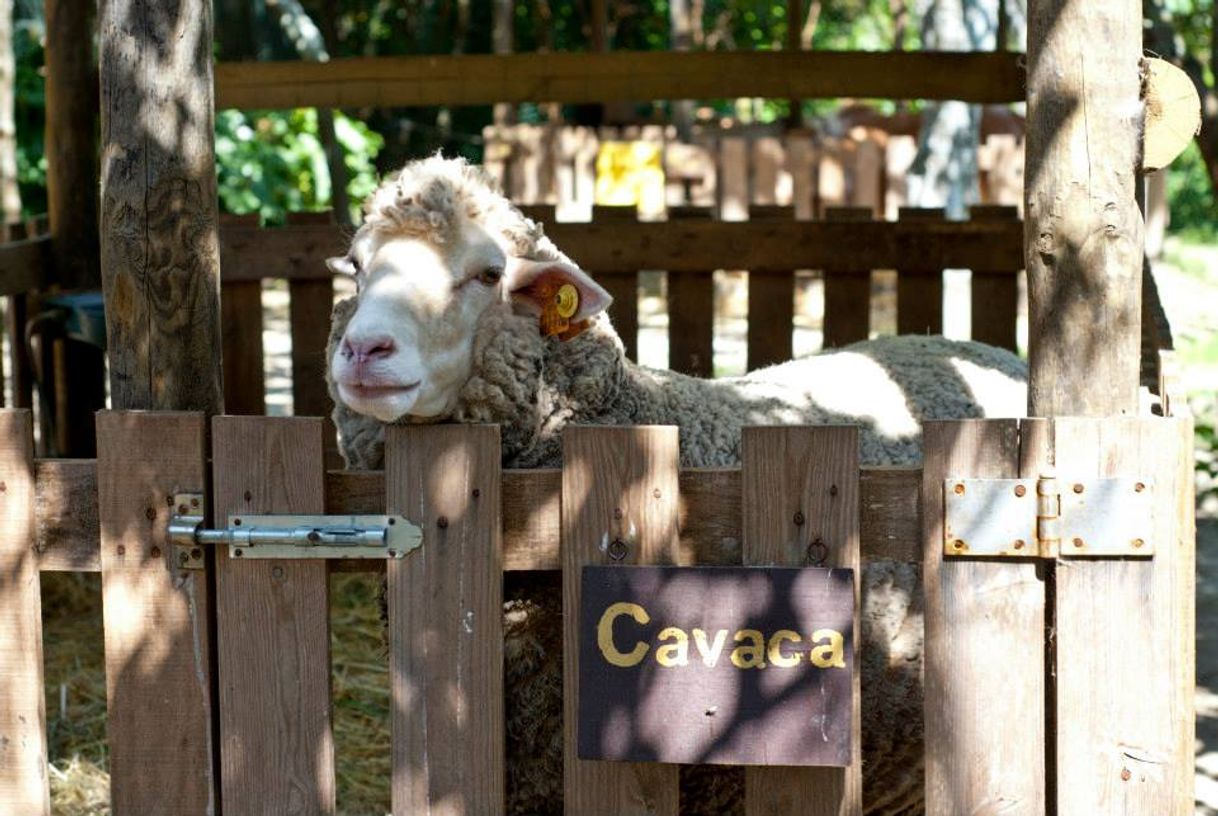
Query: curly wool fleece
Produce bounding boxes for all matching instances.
[326,155,1028,816]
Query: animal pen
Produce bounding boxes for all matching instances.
[0,1,1197,814]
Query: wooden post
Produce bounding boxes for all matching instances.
[895,207,945,336]
[968,204,1019,352]
[1023,4,1193,812]
[100,0,224,416]
[562,426,680,814]
[0,411,49,815]
[45,0,99,291]
[742,426,861,815]
[746,205,795,370]
[666,206,715,377]
[1024,0,1143,417]
[96,0,223,809]
[591,205,640,361]
[386,425,504,813]
[822,207,873,348]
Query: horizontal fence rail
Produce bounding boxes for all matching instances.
[217,217,1024,280]
[214,51,1026,110]
[31,461,922,573]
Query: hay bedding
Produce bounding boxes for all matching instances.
[41,571,396,816]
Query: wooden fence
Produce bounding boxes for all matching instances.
[483,124,1025,219]
[0,370,1195,812]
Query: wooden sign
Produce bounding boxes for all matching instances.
[578,565,854,767]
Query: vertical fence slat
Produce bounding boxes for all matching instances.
[968,205,1019,351]
[220,213,265,415]
[742,425,861,815]
[922,419,1044,814]
[562,426,680,815]
[213,415,334,814]
[667,206,715,377]
[97,410,215,814]
[0,411,48,815]
[823,207,873,348]
[896,207,945,336]
[285,213,339,466]
[591,205,640,361]
[1053,417,1194,813]
[385,424,504,814]
[746,205,794,371]
[4,295,32,409]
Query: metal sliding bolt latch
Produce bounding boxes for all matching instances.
[169,492,423,569]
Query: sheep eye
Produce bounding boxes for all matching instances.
[478,265,504,285]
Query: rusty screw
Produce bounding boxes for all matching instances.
[652,488,662,499]
[1013,539,1026,550]
[437,516,449,529]
[1132,538,1145,548]
[793,511,805,527]
[388,517,396,526]
[952,539,966,551]
[271,566,285,580]
[177,504,189,515]
[150,546,161,559]
[1135,482,1146,493]
[1073,537,1084,548]
[191,497,200,508]
[953,483,965,495]
[234,549,244,558]
[0,481,6,493]
[190,548,202,560]
[1014,484,1027,497]
[1120,768,1131,782]
[116,545,126,556]
[1073,483,1084,494]
[145,507,157,521]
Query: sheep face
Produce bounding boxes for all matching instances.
[329,212,611,424]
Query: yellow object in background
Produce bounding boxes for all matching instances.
[594,141,665,216]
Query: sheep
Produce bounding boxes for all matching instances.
[326,154,1028,815]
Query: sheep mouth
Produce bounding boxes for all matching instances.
[340,381,421,400]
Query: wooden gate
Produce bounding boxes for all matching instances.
[0,398,1195,813]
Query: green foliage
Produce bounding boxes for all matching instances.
[1166,141,1218,240]
[13,6,47,216]
[215,108,384,225]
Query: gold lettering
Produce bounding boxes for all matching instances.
[655,627,689,667]
[810,629,846,668]
[730,629,767,669]
[692,628,728,667]
[597,602,650,667]
[767,629,802,668]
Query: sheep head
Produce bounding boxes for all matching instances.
[328,155,612,424]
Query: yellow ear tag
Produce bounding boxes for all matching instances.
[538,280,589,341]
[555,284,579,319]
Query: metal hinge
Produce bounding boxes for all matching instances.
[168,492,423,570]
[943,475,1153,559]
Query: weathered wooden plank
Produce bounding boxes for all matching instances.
[286,212,336,419]
[4,294,32,409]
[385,425,504,813]
[0,411,49,815]
[743,425,861,815]
[591,205,639,361]
[0,236,50,296]
[45,0,100,290]
[666,206,715,377]
[968,205,1019,352]
[100,0,223,415]
[96,411,214,814]
[922,419,1044,814]
[213,416,334,813]
[215,51,1025,110]
[31,463,925,574]
[1053,417,1193,813]
[896,207,944,336]
[1025,1,1143,416]
[562,426,680,814]
[221,219,1024,281]
[220,213,265,416]
[746,205,794,370]
[823,208,874,348]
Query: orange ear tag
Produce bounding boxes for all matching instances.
[538,281,591,341]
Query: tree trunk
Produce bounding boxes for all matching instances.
[906,0,997,217]
[100,0,224,414]
[1024,0,1143,417]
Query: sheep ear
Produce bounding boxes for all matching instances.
[327,256,358,276]
[504,258,613,325]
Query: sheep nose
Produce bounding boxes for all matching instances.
[342,333,397,365]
